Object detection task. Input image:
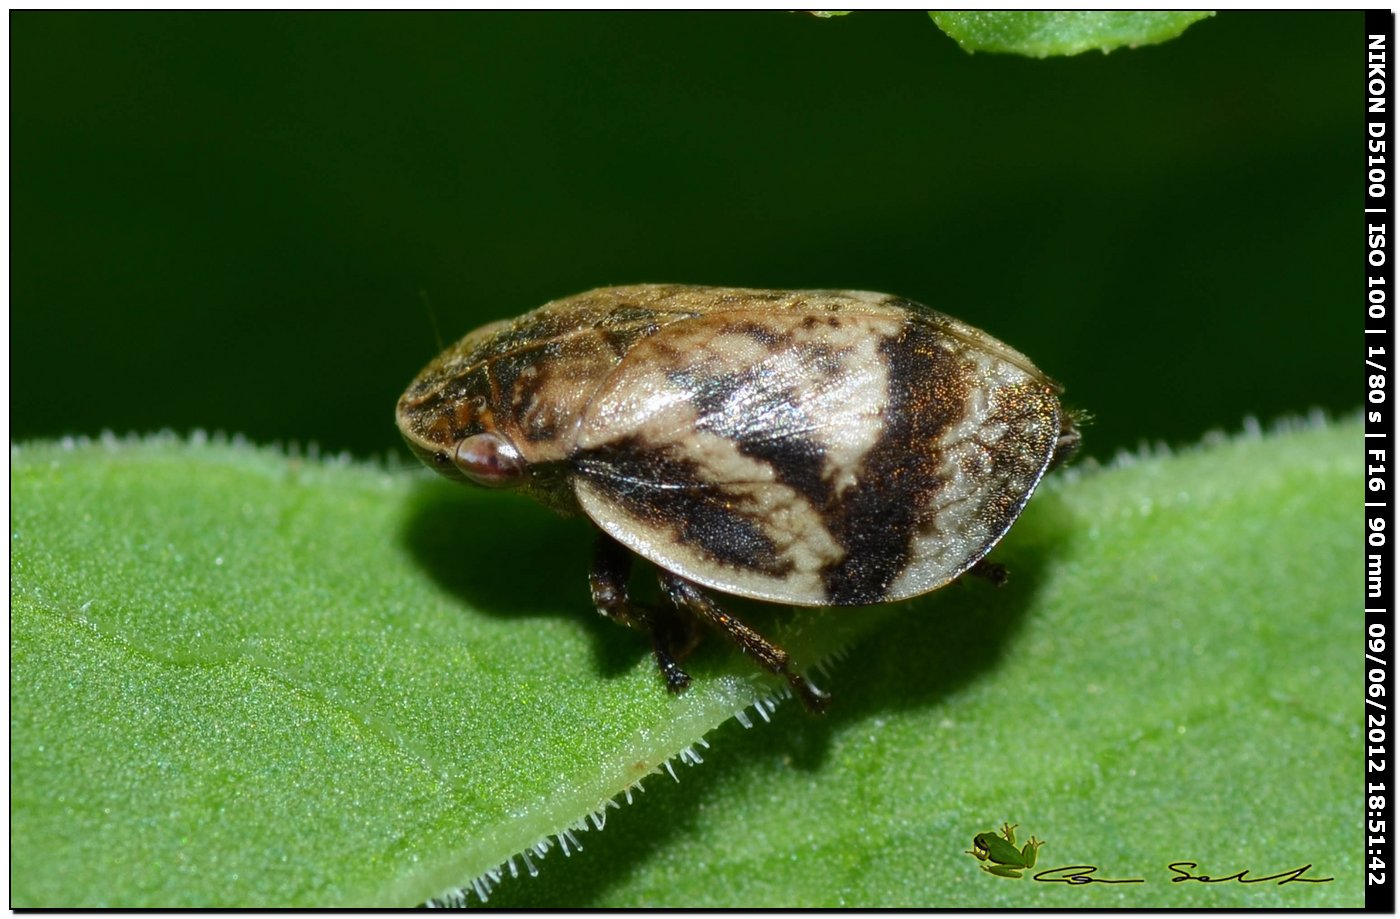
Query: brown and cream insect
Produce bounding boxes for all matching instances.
[396,285,1079,712]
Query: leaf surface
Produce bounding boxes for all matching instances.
[11,417,1359,906]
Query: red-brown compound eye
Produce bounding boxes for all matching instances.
[452,432,525,488]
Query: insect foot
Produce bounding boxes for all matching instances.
[397,285,1078,708]
[589,533,699,693]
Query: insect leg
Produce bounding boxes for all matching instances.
[969,559,1008,585]
[657,570,830,714]
[590,533,695,693]
[1050,411,1085,470]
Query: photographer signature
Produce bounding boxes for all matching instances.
[1033,863,1333,885]
[966,824,1333,885]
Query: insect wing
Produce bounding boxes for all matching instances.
[570,309,1061,606]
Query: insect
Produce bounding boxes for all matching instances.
[396,285,1079,712]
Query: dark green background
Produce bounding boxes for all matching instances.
[12,12,1357,461]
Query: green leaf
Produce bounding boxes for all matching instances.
[486,415,1361,907]
[930,11,1214,57]
[12,416,1359,906]
[10,432,855,907]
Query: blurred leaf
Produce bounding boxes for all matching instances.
[11,416,1358,906]
[930,11,1214,57]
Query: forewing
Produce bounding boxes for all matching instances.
[569,308,1061,606]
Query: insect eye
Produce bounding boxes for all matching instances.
[452,432,525,488]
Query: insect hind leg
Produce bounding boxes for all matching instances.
[657,569,830,714]
[590,533,697,693]
[1050,409,1088,470]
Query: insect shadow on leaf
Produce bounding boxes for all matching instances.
[398,479,649,678]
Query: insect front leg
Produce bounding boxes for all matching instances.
[656,569,830,714]
[590,533,697,693]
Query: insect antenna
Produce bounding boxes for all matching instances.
[419,288,445,353]
[381,445,438,475]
